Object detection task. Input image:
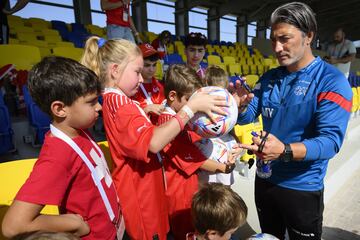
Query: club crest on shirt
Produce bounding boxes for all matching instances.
[294,86,308,96]
[152,86,159,93]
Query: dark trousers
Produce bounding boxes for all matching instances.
[255,176,324,240]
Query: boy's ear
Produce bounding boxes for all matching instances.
[168,90,177,101]
[205,230,220,240]
[50,101,67,118]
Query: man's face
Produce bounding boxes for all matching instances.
[333,30,344,44]
[271,22,312,71]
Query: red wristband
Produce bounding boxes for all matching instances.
[173,114,184,131]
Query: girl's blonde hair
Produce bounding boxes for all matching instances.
[204,65,229,89]
[80,36,142,87]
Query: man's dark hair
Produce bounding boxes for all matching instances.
[270,2,317,38]
[28,56,101,116]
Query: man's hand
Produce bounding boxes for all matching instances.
[239,131,284,161]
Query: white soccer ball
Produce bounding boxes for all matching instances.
[247,233,280,240]
[188,86,238,138]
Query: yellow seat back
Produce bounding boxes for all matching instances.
[97,141,114,172]
[52,47,84,62]
[0,44,41,70]
[0,159,59,213]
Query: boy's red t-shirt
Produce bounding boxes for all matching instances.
[158,108,206,240]
[16,131,120,240]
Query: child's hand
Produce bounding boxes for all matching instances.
[224,151,236,174]
[231,144,245,160]
[144,104,165,115]
[63,214,90,237]
[228,78,254,110]
[186,91,227,122]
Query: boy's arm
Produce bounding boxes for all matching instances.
[2,200,90,238]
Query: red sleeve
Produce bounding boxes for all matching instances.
[163,130,206,177]
[16,140,76,205]
[113,103,154,161]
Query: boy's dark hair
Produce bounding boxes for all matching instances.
[191,183,248,236]
[144,54,159,62]
[164,64,203,100]
[184,32,207,48]
[205,65,229,88]
[28,56,101,116]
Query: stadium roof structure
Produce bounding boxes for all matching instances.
[188,0,360,42]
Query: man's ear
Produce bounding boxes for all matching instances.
[306,32,314,45]
[205,230,219,240]
[50,101,67,118]
[168,90,177,102]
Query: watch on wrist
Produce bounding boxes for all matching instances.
[280,143,293,162]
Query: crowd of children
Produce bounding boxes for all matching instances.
[2,32,259,240]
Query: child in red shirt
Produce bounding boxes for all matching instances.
[81,36,228,240]
[158,64,242,240]
[2,56,121,240]
[132,43,166,124]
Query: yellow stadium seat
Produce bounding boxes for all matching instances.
[223,56,236,65]
[9,38,19,44]
[356,71,360,76]
[241,64,250,75]
[351,88,358,113]
[0,159,59,213]
[11,26,34,35]
[86,24,104,36]
[228,64,241,76]
[97,141,114,172]
[244,74,259,88]
[167,43,175,54]
[16,32,38,42]
[154,60,163,81]
[23,39,48,48]
[0,44,41,70]
[207,55,222,65]
[44,35,62,44]
[249,64,257,75]
[55,41,75,48]
[257,64,265,75]
[41,29,61,37]
[52,47,84,62]
[7,15,24,27]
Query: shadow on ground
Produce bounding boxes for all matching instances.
[322,226,360,240]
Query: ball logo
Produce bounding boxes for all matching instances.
[189,86,238,138]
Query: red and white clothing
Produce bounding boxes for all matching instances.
[102,88,169,240]
[131,77,166,124]
[158,106,206,240]
[16,131,120,240]
[151,38,167,59]
[105,0,131,27]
